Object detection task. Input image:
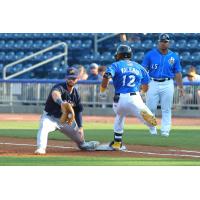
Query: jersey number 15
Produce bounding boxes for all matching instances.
[122,75,136,87]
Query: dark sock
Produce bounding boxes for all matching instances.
[114,132,123,142]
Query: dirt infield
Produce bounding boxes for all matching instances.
[1,137,200,159]
[0,114,200,159]
[0,114,199,126]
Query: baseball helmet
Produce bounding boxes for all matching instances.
[158,33,170,42]
[115,44,132,61]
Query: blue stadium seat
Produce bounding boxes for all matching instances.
[133,52,144,62]
[180,51,191,62]
[187,39,198,50]
[32,40,43,49]
[0,40,6,48]
[175,39,187,50]
[130,41,142,51]
[14,40,24,49]
[191,52,200,63]
[195,65,200,74]
[15,51,25,59]
[0,52,5,60]
[169,40,176,50]
[142,40,154,50]
[24,40,34,49]
[5,51,15,61]
[5,40,15,49]
[71,40,82,49]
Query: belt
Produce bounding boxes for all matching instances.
[115,92,136,96]
[151,78,171,82]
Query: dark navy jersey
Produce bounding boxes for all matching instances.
[44,82,83,119]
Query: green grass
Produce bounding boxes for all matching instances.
[0,121,200,166]
[0,121,200,149]
[1,156,200,166]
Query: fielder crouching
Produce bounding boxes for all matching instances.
[35,67,99,155]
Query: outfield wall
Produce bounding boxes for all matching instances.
[0,79,200,117]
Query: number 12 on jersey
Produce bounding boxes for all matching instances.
[122,75,136,87]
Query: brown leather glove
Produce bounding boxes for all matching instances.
[60,102,75,125]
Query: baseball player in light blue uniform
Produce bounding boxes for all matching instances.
[142,33,184,137]
[99,44,157,150]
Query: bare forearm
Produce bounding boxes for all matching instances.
[100,77,110,91]
[140,84,149,93]
[175,73,183,88]
[52,91,63,104]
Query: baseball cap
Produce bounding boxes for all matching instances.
[90,63,98,69]
[158,33,170,42]
[66,67,79,78]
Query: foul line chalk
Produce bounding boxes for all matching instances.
[0,142,200,158]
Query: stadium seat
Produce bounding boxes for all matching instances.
[14,40,24,49]
[0,52,5,60]
[5,40,15,49]
[180,52,191,62]
[195,65,200,74]
[130,41,142,51]
[133,52,144,62]
[191,52,200,63]
[142,40,154,50]
[175,39,187,50]
[5,51,15,61]
[187,39,198,50]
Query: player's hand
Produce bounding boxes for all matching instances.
[99,85,107,99]
[99,91,107,99]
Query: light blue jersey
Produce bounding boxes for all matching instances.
[142,48,182,78]
[106,60,150,94]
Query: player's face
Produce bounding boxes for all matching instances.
[158,40,169,50]
[66,77,78,87]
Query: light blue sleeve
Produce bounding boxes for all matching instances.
[106,63,116,78]
[141,51,150,70]
[173,54,182,73]
[140,66,150,84]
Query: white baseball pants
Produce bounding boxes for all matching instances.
[113,92,154,133]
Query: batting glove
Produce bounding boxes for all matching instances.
[99,85,107,99]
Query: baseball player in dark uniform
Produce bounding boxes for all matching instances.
[35,67,99,154]
[142,33,184,137]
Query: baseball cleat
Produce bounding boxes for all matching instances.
[34,148,46,155]
[79,141,100,151]
[109,141,126,151]
[141,110,157,126]
[149,126,158,135]
[161,132,169,137]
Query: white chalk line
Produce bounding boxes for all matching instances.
[169,149,200,154]
[0,142,200,158]
[0,142,77,149]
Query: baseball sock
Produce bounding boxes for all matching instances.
[114,132,123,143]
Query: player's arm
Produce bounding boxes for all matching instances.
[100,72,111,92]
[140,84,149,93]
[175,72,184,96]
[52,90,63,105]
[140,66,150,93]
[174,55,184,96]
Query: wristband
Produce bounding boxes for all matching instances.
[55,98,63,105]
[100,85,106,93]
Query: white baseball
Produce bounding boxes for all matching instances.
[68,113,72,118]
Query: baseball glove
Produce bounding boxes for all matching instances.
[60,102,75,125]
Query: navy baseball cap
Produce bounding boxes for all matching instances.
[158,33,170,42]
[66,67,79,78]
